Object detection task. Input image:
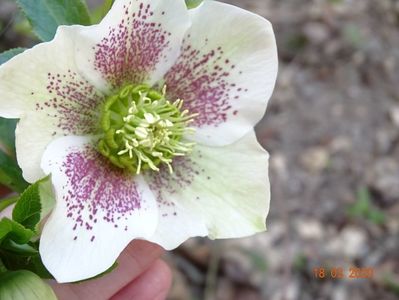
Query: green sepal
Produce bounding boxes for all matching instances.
[12,176,55,232]
[185,0,203,9]
[0,270,57,300]
[15,0,92,41]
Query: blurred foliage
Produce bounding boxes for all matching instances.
[90,0,114,24]
[293,253,308,272]
[0,48,26,69]
[343,24,364,48]
[347,187,386,225]
[0,151,28,193]
[13,19,37,40]
[240,248,268,272]
[0,50,29,193]
[186,0,203,9]
[15,0,91,41]
[384,275,399,297]
[0,197,18,213]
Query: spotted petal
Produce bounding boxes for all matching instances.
[164,0,278,146]
[146,131,270,250]
[73,0,191,91]
[39,136,158,283]
[0,27,104,182]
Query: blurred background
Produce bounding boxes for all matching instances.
[1,0,399,299]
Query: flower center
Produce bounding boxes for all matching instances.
[98,84,196,174]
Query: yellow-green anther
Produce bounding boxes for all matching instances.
[139,139,152,148]
[128,104,137,114]
[144,113,157,124]
[97,84,196,174]
[135,127,148,139]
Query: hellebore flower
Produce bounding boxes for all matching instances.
[0,0,277,282]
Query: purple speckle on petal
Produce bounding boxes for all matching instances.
[149,155,202,217]
[94,2,171,87]
[36,71,102,134]
[165,40,245,127]
[62,146,142,238]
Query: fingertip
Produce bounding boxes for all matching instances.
[124,240,164,265]
[111,259,172,300]
[153,259,173,300]
[51,240,164,300]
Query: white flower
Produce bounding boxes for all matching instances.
[0,0,277,282]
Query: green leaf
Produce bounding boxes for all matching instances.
[12,186,41,231]
[0,48,26,66]
[37,177,56,225]
[185,0,203,9]
[91,0,114,24]
[15,0,92,41]
[1,239,38,256]
[0,270,57,300]
[0,218,34,244]
[0,247,53,279]
[0,150,28,194]
[12,177,55,232]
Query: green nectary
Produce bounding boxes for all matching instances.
[98,84,196,174]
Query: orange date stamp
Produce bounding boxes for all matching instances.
[313,267,374,279]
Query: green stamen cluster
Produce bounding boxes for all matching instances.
[98,84,197,174]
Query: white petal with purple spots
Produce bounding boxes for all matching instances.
[164,1,278,146]
[40,136,158,282]
[0,26,104,182]
[73,0,191,91]
[146,131,270,250]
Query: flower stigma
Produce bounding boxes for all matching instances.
[98,84,197,174]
